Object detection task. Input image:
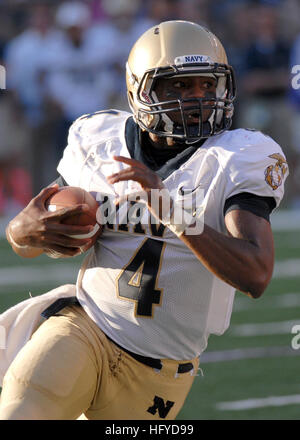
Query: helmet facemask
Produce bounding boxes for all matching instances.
[127,61,236,145]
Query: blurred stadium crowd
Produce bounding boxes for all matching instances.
[0,0,300,219]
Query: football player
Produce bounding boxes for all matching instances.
[0,21,288,420]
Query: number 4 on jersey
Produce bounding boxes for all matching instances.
[116,238,166,317]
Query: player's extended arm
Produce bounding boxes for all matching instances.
[180,209,274,298]
[108,156,274,299]
[6,185,96,258]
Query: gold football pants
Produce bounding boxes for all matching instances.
[0,304,199,420]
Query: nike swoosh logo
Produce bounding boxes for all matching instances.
[178,184,202,196]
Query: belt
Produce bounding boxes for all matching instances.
[41,296,80,319]
[41,298,194,374]
[106,335,194,374]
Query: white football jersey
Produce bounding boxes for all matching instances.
[57,110,288,360]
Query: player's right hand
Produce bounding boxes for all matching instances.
[7,185,96,258]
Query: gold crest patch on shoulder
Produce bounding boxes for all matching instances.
[264,153,288,190]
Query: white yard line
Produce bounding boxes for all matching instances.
[270,210,300,231]
[200,345,298,363]
[0,264,78,287]
[217,394,300,411]
[229,320,299,336]
[273,259,300,278]
[234,292,300,312]
[0,258,299,290]
[277,292,300,307]
[236,292,300,311]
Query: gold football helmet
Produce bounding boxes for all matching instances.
[126,20,236,144]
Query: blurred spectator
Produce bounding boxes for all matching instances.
[30,1,124,188]
[237,3,291,147]
[89,0,107,22]
[0,0,299,208]
[290,32,300,138]
[219,2,254,130]
[0,91,32,218]
[0,11,13,63]
[42,1,116,122]
[143,0,181,23]
[277,0,300,43]
[4,3,62,192]
[95,0,152,110]
[176,0,210,26]
[242,4,289,98]
[288,31,300,206]
[4,3,61,126]
[235,2,293,205]
[221,2,253,78]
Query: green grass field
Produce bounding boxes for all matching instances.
[0,221,300,420]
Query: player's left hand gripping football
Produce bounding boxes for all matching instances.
[7,185,97,258]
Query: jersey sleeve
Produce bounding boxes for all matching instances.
[56,109,130,189]
[224,130,289,209]
[56,115,92,187]
[224,192,276,221]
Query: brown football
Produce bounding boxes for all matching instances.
[45,186,102,238]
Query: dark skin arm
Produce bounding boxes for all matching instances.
[6,185,98,258]
[181,210,274,298]
[108,156,274,299]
